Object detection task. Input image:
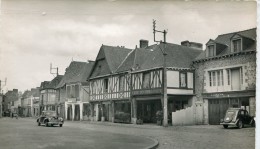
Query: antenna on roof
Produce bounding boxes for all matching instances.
[153,19,167,43]
[50,63,59,77]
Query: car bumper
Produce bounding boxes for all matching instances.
[220,120,238,126]
[47,121,64,125]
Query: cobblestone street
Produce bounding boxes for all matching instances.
[67,120,255,149]
[0,116,256,149]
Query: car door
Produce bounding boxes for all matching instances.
[244,110,251,124]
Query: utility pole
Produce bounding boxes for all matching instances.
[153,19,168,127]
[50,63,59,77]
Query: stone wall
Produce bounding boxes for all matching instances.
[193,53,256,124]
[193,53,256,102]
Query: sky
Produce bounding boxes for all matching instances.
[0,0,257,92]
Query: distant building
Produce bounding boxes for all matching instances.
[39,75,63,114]
[56,61,94,121]
[0,94,3,117]
[193,28,256,125]
[3,89,19,117]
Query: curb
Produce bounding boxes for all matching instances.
[144,137,159,149]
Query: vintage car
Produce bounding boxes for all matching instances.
[37,111,64,127]
[220,108,255,129]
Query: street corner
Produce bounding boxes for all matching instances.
[143,137,159,149]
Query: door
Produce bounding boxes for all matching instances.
[231,68,240,90]
[208,99,220,125]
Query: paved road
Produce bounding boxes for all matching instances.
[0,118,155,149]
[0,117,255,149]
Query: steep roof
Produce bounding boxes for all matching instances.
[195,28,256,60]
[89,45,133,78]
[56,61,94,88]
[116,43,202,72]
[48,75,63,89]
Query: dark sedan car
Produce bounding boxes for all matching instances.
[220,108,255,129]
[37,111,64,127]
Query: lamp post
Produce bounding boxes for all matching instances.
[158,43,168,127]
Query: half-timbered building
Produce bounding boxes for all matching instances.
[89,41,203,126]
[117,42,203,125]
[193,28,256,125]
[89,45,133,122]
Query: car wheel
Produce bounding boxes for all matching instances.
[59,124,63,127]
[237,120,243,129]
[223,125,228,129]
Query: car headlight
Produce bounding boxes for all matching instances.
[59,117,63,121]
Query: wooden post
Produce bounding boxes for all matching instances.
[162,44,168,127]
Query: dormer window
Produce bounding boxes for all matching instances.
[207,45,215,57]
[232,38,242,52]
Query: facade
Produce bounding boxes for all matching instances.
[89,41,203,126]
[39,75,63,115]
[56,61,94,121]
[193,28,256,125]
[89,45,133,122]
[21,88,40,117]
[4,89,19,117]
[0,94,3,117]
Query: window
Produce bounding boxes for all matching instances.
[209,72,212,86]
[207,45,215,57]
[104,78,108,92]
[227,69,230,85]
[180,72,187,88]
[217,70,224,86]
[66,86,71,98]
[75,84,79,98]
[212,72,216,86]
[240,67,243,84]
[119,76,125,91]
[143,72,150,89]
[232,39,242,52]
[209,70,223,87]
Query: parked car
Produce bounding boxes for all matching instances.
[37,111,64,127]
[220,108,255,129]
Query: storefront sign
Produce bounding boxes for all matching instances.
[202,90,255,99]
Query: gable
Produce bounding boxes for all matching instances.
[90,59,111,78]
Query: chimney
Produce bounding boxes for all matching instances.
[140,39,149,48]
[181,40,203,50]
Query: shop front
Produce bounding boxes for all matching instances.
[203,90,255,125]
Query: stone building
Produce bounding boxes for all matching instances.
[56,61,94,121]
[193,28,256,125]
[39,75,63,114]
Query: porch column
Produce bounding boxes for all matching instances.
[111,101,115,123]
[72,104,75,121]
[101,103,105,122]
[65,102,68,120]
[132,98,137,124]
[80,103,83,121]
[90,103,94,121]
